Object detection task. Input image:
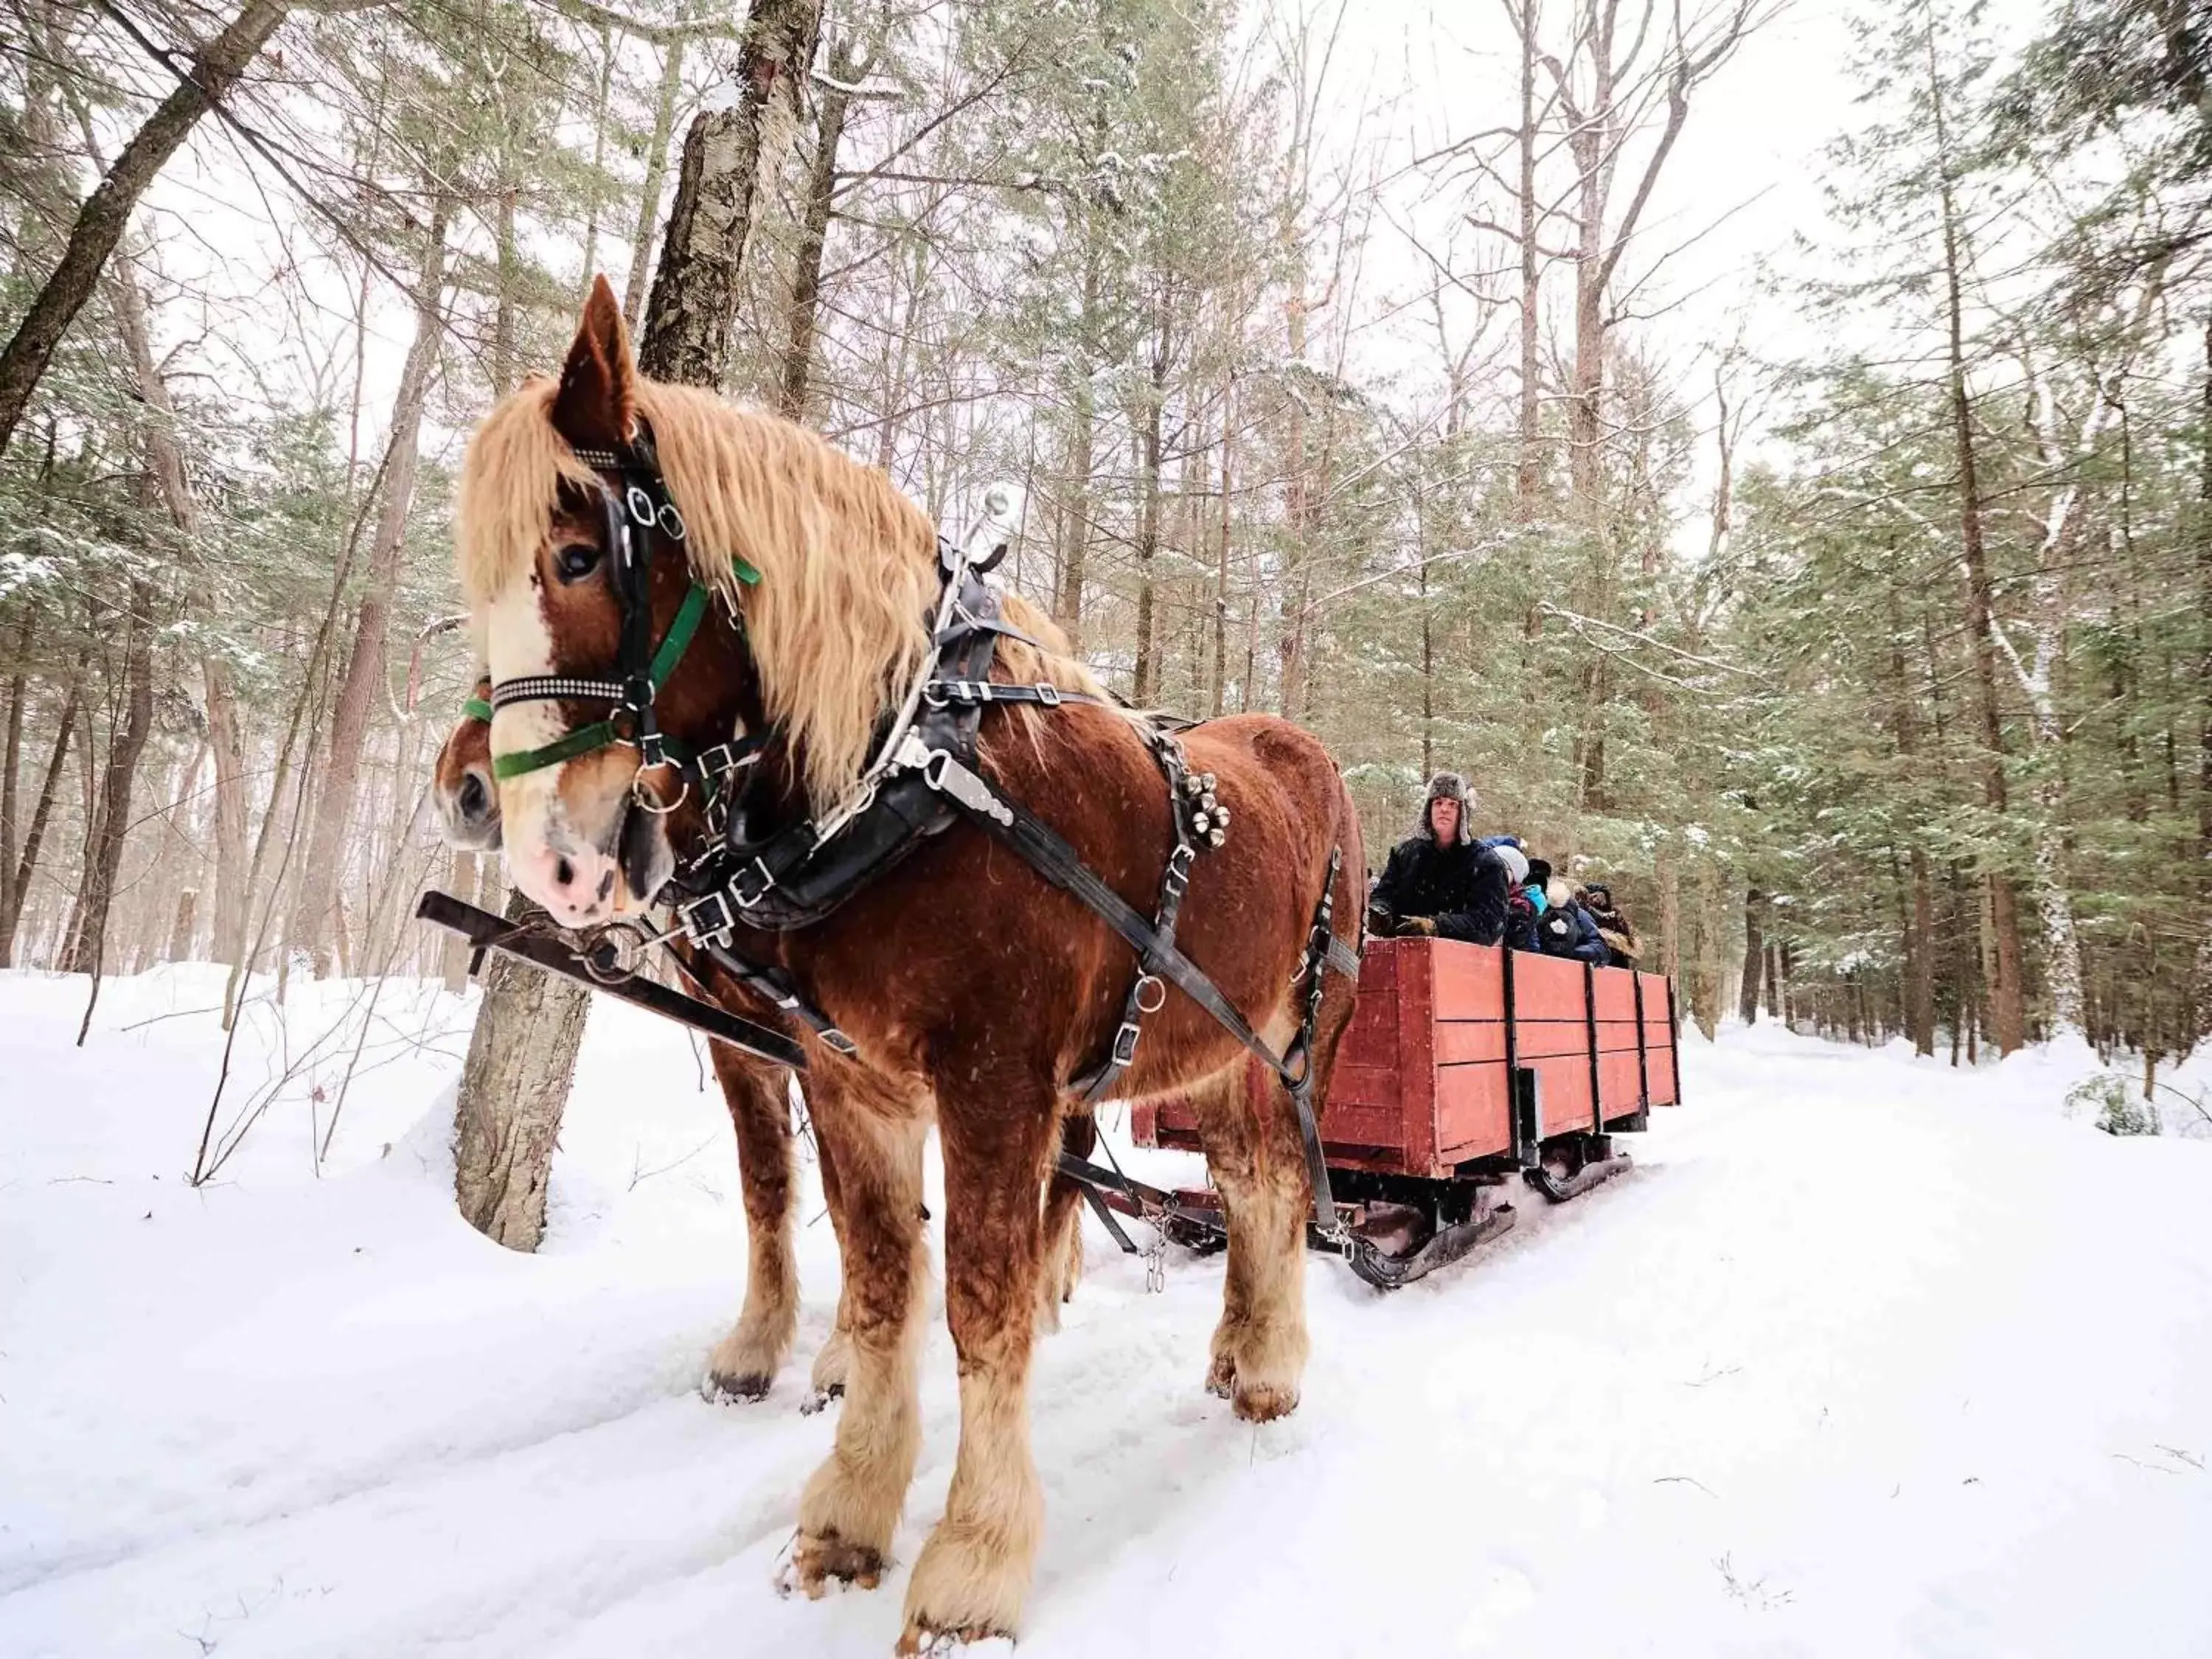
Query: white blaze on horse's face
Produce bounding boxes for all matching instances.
[483,568,633,928]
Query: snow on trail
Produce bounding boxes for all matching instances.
[3,968,2209,1658]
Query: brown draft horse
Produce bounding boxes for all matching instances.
[456,279,1363,1650]
[428,694,1094,1406]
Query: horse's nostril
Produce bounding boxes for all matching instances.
[458,772,490,823]
[554,855,576,890]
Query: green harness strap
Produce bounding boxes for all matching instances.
[487,582,713,781]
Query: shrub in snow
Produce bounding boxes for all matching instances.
[2065,1072,2158,1137]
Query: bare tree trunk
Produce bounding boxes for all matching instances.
[1130,350,1166,705]
[1055,247,1102,641]
[2196,319,2212,1042]
[291,195,450,974]
[1737,886,1765,1026]
[575,24,616,308]
[623,30,688,329]
[1927,17,2025,1054]
[453,894,591,1249]
[108,255,251,965]
[0,662,79,964]
[166,886,197,961]
[1211,376,1232,717]
[0,607,29,926]
[639,0,823,386]
[204,659,248,963]
[63,580,157,974]
[0,0,293,458]
[1512,0,1543,512]
[776,45,855,421]
[440,849,479,991]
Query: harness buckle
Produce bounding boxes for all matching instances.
[1033,681,1060,707]
[696,740,761,779]
[626,484,657,527]
[657,501,687,540]
[1166,843,1196,891]
[681,890,734,945]
[1108,1019,1143,1067]
[731,857,777,909]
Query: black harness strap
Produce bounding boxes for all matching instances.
[695,936,858,1056]
[1073,733,1197,1104]
[916,745,1349,1240]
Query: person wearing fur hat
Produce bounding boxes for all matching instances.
[1366,772,1509,945]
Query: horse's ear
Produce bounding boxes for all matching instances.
[551,276,637,451]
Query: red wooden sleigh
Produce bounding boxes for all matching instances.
[1097,939,1683,1287]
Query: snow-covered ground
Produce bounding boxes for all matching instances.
[4,966,2210,1658]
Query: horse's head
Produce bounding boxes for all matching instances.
[457,276,949,927]
[432,679,501,850]
[456,280,759,926]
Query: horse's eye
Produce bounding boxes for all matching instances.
[554,541,601,582]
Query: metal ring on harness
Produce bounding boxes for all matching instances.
[1133,973,1167,1014]
[626,484,657,526]
[631,764,689,815]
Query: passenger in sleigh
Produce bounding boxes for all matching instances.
[1578,882,1640,967]
[1505,856,1610,964]
[1366,771,1509,945]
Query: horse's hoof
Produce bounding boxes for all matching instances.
[1203,1352,1236,1399]
[783,1528,885,1597]
[705,1368,773,1403]
[800,1381,846,1416]
[1231,1380,1299,1423]
[896,1621,1014,1655]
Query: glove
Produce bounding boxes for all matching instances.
[1396,916,1438,937]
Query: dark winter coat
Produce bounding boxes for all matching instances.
[1531,891,1610,964]
[1370,833,1509,946]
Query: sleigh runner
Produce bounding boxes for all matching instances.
[1062,937,1682,1290]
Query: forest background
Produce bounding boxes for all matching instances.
[4,0,2208,1138]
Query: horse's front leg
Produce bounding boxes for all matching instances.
[809,1119,855,1403]
[789,1076,929,1593]
[703,1048,799,1402]
[897,1085,1054,1651]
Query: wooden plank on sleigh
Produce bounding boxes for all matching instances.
[1435,1061,1512,1161]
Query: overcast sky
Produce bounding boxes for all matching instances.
[1306,0,2049,507]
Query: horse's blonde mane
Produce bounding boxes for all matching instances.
[455,375,1107,813]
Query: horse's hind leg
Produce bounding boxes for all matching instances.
[1034,1110,1091,1330]
[790,1074,929,1594]
[1191,1049,1310,1423]
[899,1083,1054,1649]
[703,1049,800,1402]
